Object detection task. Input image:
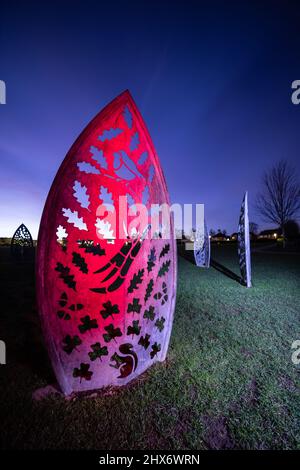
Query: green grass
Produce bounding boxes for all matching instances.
[0,245,299,449]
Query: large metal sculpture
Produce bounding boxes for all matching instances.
[36,91,177,395]
[194,220,210,268]
[237,192,251,288]
[11,223,34,259]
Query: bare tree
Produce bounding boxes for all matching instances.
[249,222,258,234]
[255,160,300,243]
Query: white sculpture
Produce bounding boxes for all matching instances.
[238,192,251,287]
[194,219,210,268]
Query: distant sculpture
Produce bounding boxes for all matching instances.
[238,192,251,287]
[11,223,34,260]
[194,219,210,268]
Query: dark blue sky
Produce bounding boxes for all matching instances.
[1,0,300,238]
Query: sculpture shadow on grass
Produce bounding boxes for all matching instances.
[177,244,243,286]
[210,258,243,285]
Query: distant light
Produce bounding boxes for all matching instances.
[274,233,277,238]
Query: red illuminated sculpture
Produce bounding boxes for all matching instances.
[36,91,177,395]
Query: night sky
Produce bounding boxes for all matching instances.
[1,0,300,238]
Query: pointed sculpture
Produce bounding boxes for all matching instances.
[237,192,251,287]
[194,219,210,268]
[36,91,177,395]
[11,223,34,259]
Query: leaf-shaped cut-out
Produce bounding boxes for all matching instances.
[150,342,161,359]
[90,146,107,169]
[56,225,68,243]
[130,131,139,151]
[147,248,156,273]
[73,181,90,210]
[95,218,115,241]
[72,251,88,274]
[127,298,142,314]
[73,363,93,381]
[78,315,98,333]
[138,334,150,350]
[158,260,171,278]
[77,161,100,174]
[100,301,120,319]
[143,305,155,322]
[63,335,82,354]
[55,262,76,290]
[148,165,155,182]
[144,279,154,303]
[138,151,148,165]
[103,324,122,343]
[159,243,170,259]
[127,320,141,337]
[98,128,123,142]
[155,317,165,332]
[88,342,108,361]
[142,186,149,205]
[62,208,88,231]
[123,105,132,129]
[128,269,144,293]
[99,186,114,212]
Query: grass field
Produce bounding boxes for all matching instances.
[0,245,299,450]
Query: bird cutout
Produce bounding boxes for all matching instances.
[90,225,150,294]
[113,150,144,181]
